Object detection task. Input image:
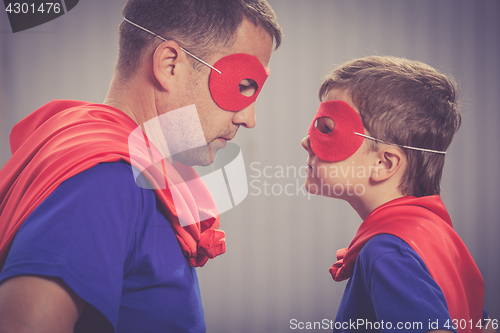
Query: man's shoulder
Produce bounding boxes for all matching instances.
[55,160,155,212]
[69,160,135,186]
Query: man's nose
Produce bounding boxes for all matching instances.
[233,103,256,129]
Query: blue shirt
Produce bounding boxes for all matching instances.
[335,234,456,333]
[0,161,206,333]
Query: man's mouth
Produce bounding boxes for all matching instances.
[210,138,228,149]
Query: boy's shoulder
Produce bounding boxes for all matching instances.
[358,234,430,274]
[343,234,454,327]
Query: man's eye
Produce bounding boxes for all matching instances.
[239,79,258,97]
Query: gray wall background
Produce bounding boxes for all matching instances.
[1,1,499,332]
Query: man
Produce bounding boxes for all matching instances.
[0,0,282,332]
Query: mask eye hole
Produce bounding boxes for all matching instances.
[315,116,335,134]
[239,78,258,97]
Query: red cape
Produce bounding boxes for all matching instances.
[330,195,484,333]
[0,100,225,268]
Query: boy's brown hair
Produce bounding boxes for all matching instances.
[319,56,461,197]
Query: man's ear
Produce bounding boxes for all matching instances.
[152,40,190,92]
[370,147,405,183]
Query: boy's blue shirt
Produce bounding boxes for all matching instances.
[335,234,456,333]
[329,195,485,332]
[0,161,206,333]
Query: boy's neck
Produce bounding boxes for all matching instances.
[349,188,405,221]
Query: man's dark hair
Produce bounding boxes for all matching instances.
[118,0,282,80]
[319,56,461,197]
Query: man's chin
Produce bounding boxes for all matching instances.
[172,145,215,166]
[171,143,225,167]
[208,139,227,159]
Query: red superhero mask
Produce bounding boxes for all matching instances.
[308,100,365,162]
[123,18,269,112]
[209,53,269,111]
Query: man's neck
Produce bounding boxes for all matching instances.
[103,72,158,126]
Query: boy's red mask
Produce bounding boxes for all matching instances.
[209,53,269,111]
[308,100,365,162]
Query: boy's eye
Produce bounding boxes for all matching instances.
[239,79,258,97]
[315,116,335,134]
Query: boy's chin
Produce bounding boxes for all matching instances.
[305,180,336,198]
[304,179,366,200]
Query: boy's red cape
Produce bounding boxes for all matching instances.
[0,100,225,269]
[329,195,484,333]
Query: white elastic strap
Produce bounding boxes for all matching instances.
[354,132,446,154]
[124,17,222,74]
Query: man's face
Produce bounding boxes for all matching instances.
[177,19,274,166]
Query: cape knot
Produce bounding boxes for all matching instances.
[189,228,226,267]
[329,247,351,282]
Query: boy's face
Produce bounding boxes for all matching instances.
[301,89,377,200]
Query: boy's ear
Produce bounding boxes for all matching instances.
[152,40,191,92]
[370,147,405,183]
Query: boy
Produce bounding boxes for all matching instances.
[301,56,492,332]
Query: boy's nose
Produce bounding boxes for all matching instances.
[301,136,311,152]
